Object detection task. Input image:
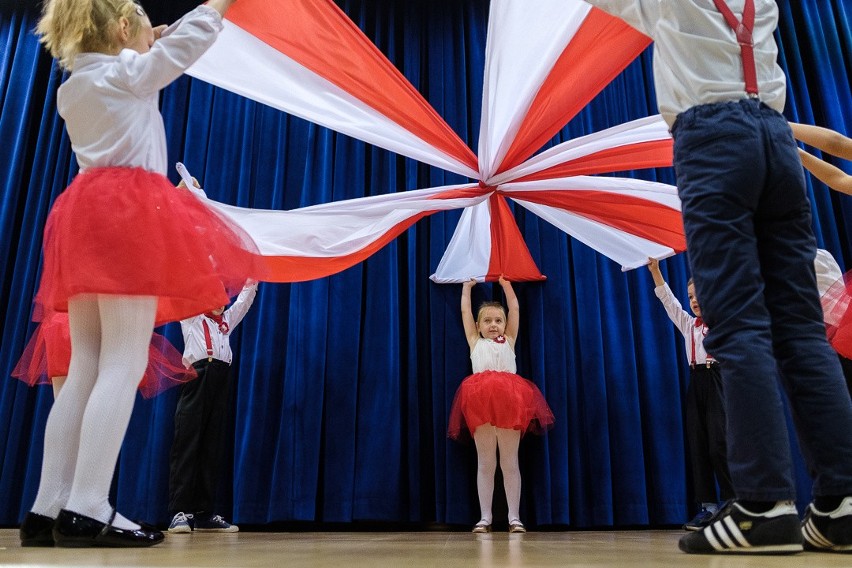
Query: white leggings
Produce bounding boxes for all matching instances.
[31,295,156,530]
[473,424,522,524]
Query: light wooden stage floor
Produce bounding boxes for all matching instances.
[1,529,849,567]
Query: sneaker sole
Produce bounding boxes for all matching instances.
[194,528,239,533]
[679,542,802,555]
[167,526,192,534]
[803,543,852,553]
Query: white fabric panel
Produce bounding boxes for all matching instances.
[429,201,493,283]
[477,0,591,181]
[489,115,671,185]
[187,21,478,178]
[203,183,484,257]
[500,176,681,210]
[513,200,676,271]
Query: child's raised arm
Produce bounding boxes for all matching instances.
[461,279,479,351]
[797,148,852,196]
[647,257,666,288]
[790,122,852,160]
[499,276,520,343]
[206,0,239,17]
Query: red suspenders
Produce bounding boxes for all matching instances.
[712,0,759,97]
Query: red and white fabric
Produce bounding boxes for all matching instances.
[185,0,683,283]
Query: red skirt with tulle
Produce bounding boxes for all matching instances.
[12,312,195,398]
[33,167,268,325]
[824,276,852,359]
[447,370,555,440]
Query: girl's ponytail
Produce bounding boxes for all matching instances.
[36,0,141,70]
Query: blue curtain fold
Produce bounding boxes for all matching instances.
[1,0,850,528]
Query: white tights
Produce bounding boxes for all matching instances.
[30,295,156,531]
[473,424,522,524]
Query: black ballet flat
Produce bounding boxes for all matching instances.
[53,509,164,548]
[20,512,55,547]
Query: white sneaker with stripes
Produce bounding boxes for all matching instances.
[678,501,803,554]
[802,496,852,553]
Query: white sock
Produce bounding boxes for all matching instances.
[473,425,497,524]
[496,428,522,523]
[30,299,101,519]
[63,296,156,531]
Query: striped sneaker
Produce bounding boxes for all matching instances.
[678,501,803,555]
[802,496,852,553]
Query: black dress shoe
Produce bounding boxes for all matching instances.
[53,509,164,548]
[20,512,55,547]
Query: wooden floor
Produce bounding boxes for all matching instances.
[1,528,849,567]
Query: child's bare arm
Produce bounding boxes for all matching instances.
[790,122,852,161]
[461,279,479,351]
[499,276,520,342]
[647,257,666,288]
[207,0,239,17]
[798,148,852,196]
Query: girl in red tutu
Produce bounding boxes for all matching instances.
[20,0,261,549]
[448,276,554,534]
[12,311,193,399]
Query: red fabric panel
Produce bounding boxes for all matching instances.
[497,9,651,173]
[260,185,484,282]
[515,139,673,182]
[260,212,433,282]
[511,189,686,251]
[226,0,478,171]
[485,194,547,282]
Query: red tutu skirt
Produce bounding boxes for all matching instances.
[824,275,852,359]
[447,370,555,440]
[12,312,195,398]
[33,167,268,325]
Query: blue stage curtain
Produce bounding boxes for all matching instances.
[0,0,850,528]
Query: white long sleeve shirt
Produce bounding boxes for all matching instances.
[57,6,223,174]
[654,283,715,365]
[181,283,258,366]
[584,0,787,127]
[815,249,844,327]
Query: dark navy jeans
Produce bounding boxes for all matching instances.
[672,99,852,501]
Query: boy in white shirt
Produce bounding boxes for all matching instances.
[647,259,734,531]
[167,281,258,534]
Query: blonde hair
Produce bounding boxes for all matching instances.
[36,0,145,70]
[476,301,506,324]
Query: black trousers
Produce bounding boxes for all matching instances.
[839,354,852,400]
[686,364,735,504]
[168,359,231,515]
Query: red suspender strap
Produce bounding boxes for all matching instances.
[712,0,758,97]
[203,320,214,362]
[690,330,697,367]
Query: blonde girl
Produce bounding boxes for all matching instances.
[448,277,554,533]
[19,0,263,548]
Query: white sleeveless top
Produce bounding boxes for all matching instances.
[470,338,517,374]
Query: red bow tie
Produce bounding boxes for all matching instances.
[204,313,229,334]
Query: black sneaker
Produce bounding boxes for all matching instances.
[802,496,852,553]
[683,507,716,531]
[678,500,803,554]
[194,514,239,533]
